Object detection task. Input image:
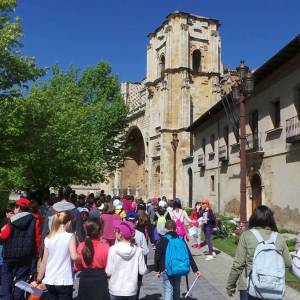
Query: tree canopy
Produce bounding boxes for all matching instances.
[3,62,128,191]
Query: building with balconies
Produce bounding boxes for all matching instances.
[184,35,300,231]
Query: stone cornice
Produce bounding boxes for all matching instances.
[159,127,188,134]
[145,68,220,87]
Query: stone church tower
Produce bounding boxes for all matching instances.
[115,12,223,203]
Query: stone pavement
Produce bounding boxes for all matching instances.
[73,241,300,300]
[138,243,300,300]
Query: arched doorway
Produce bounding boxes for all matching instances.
[188,168,193,207]
[251,174,262,212]
[120,127,146,197]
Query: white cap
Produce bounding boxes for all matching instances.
[158,200,167,208]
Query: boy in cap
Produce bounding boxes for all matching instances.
[0,198,40,300]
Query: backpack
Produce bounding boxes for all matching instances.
[291,250,300,280]
[248,229,286,300]
[172,211,186,237]
[164,234,190,277]
[156,212,167,235]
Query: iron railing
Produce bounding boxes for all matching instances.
[218,145,228,161]
[246,133,263,152]
[286,115,300,142]
[198,153,205,167]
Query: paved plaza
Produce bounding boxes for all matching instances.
[72,242,300,300]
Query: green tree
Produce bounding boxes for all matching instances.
[0,0,44,197]
[6,62,128,191]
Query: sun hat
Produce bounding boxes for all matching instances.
[114,220,135,239]
[53,200,75,212]
[113,199,123,210]
[126,211,139,222]
[16,198,31,208]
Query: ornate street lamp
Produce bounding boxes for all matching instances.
[171,133,179,201]
[232,60,255,228]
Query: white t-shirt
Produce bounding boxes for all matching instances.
[43,232,74,286]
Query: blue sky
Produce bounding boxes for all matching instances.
[17,0,300,82]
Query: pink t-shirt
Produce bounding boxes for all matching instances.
[76,240,109,270]
[101,213,121,241]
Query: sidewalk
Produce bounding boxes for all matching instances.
[138,242,300,300]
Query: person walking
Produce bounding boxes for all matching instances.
[199,199,216,260]
[226,205,291,300]
[190,201,203,249]
[154,220,200,300]
[169,199,193,239]
[1,198,40,300]
[32,210,78,300]
[76,219,110,300]
[106,220,147,300]
[101,202,121,246]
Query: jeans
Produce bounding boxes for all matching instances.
[110,295,136,300]
[240,290,248,300]
[1,260,32,300]
[46,285,73,300]
[203,226,213,255]
[162,272,181,300]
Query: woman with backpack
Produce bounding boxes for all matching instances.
[169,199,193,240]
[226,205,291,300]
[76,219,110,300]
[31,211,78,300]
[154,200,171,238]
[200,199,216,260]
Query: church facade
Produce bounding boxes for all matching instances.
[114,11,224,202]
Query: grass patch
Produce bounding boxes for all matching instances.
[213,236,300,292]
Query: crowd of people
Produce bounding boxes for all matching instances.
[0,187,299,300]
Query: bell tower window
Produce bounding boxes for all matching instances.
[192,50,201,72]
[160,54,165,78]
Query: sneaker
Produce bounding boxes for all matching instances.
[196,244,202,249]
[191,244,198,248]
[205,255,214,261]
[212,251,216,258]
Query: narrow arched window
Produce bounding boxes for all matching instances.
[160,54,165,77]
[192,50,201,72]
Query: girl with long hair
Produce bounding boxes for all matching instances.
[227,205,291,300]
[32,211,78,300]
[106,220,147,300]
[76,219,110,300]
[190,201,203,249]
[200,199,216,260]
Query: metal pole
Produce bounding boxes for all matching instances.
[240,92,247,225]
[173,146,176,201]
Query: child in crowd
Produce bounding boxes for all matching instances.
[76,219,110,300]
[106,220,147,300]
[190,201,203,249]
[200,199,216,260]
[126,211,149,300]
[155,220,200,300]
[101,202,121,246]
[113,199,126,220]
[32,211,78,300]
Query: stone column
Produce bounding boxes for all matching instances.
[180,23,189,68]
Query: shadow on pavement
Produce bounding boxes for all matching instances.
[140,293,162,299]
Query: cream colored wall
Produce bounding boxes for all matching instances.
[186,54,300,230]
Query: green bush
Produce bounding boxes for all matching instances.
[185,207,193,216]
[0,189,9,209]
[279,228,290,234]
[286,238,297,251]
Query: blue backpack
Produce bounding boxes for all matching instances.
[164,234,190,277]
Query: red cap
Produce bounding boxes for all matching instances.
[16,198,31,208]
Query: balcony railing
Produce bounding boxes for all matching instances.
[286,115,300,143]
[218,145,228,161]
[198,153,205,167]
[246,133,263,152]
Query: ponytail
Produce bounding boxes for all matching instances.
[82,235,94,266]
[81,219,102,266]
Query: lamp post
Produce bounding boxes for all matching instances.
[232,61,254,228]
[171,133,179,201]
